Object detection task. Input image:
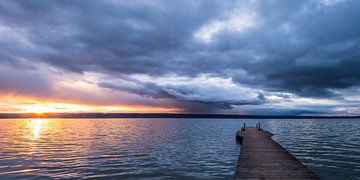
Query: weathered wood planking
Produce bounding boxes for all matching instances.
[235,127,320,180]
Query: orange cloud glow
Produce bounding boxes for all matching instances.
[0,94,182,114]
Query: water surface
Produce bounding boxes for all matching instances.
[0,118,359,179]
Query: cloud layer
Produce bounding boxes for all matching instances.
[1,0,360,115]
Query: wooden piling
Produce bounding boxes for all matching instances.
[235,127,319,179]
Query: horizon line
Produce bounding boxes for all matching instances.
[0,112,359,119]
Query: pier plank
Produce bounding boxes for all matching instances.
[235,127,319,180]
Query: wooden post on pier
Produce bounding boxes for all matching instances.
[235,127,319,179]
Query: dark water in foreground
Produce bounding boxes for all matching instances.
[0,118,359,179]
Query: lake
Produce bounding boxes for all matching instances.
[0,118,359,179]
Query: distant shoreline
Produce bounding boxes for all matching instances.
[0,113,359,119]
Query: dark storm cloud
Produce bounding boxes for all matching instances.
[0,0,231,73]
[1,0,360,113]
[99,81,173,99]
[98,80,266,110]
[237,1,359,97]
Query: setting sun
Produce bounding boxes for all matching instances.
[19,101,125,114]
[23,104,52,115]
[0,95,180,114]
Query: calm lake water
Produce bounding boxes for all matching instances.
[0,118,359,179]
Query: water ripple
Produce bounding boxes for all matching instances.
[0,118,359,179]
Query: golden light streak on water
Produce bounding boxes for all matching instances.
[32,119,43,140]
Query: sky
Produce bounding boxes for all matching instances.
[1,0,360,115]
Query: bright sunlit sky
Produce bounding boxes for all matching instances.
[1,0,360,115]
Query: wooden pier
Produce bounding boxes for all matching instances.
[235,125,319,179]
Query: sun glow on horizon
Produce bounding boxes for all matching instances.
[23,104,53,115]
[18,102,136,114]
[0,95,182,114]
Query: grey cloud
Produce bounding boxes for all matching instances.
[1,0,360,114]
[99,81,173,99]
[99,79,266,110]
[0,0,230,74]
[0,65,51,97]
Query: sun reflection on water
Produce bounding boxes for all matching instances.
[28,119,47,140]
